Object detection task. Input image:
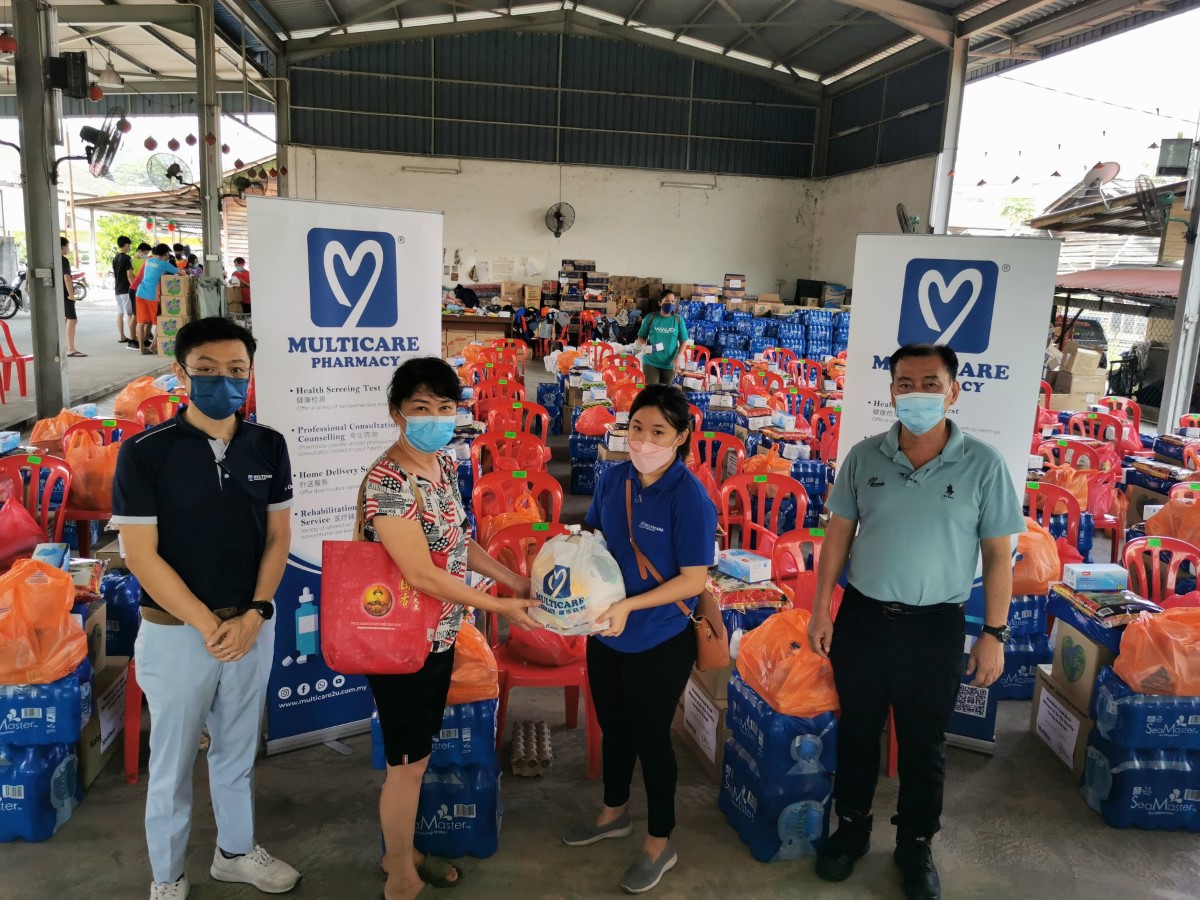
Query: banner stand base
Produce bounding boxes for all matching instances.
[267,717,371,756]
[946,733,997,756]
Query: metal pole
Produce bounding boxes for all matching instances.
[276,55,291,199]
[929,36,968,234]
[197,0,224,287]
[14,0,69,415]
[65,129,79,267]
[1157,198,1200,426]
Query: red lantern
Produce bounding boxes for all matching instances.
[168,138,180,152]
[0,32,17,54]
[117,119,132,134]
[185,134,197,146]
[234,158,245,169]
[88,84,104,102]
[144,137,158,151]
[204,133,216,146]
[167,223,176,233]
[268,168,278,178]
[221,143,230,154]
[279,166,288,176]
[145,220,154,231]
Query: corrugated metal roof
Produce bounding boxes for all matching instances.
[1056,267,1182,301]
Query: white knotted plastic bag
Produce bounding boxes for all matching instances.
[530,531,626,635]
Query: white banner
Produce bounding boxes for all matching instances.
[839,234,1061,495]
[247,197,443,751]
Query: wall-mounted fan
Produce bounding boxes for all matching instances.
[221,175,265,206]
[78,107,128,178]
[896,203,920,234]
[546,202,575,238]
[147,153,194,192]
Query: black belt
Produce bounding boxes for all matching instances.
[849,585,959,620]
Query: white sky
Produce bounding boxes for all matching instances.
[951,7,1200,228]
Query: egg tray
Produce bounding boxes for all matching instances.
[510,719,554,777]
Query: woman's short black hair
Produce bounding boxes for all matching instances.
[387,357,462,410]
[152,243,172,257]
[175,317,256,368]
[629,384,692,464]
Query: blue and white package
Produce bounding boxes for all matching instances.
[1083,734,1200,832]
[1062,563,1129,592]
[1092,667,1200,751]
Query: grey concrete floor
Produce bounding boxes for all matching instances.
[6,356,1199,899]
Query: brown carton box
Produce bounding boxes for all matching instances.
[70,599,107,670]
[1050,617,1117,713]
[1061,341,1103,373]
[1030,664,1094,781]
[78,657,130,788]
[671,672,731,785]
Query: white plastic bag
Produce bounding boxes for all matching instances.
[530,530,625,635]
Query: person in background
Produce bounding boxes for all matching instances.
[453,283,479,310]
[130,244,174,355]
[808,343,1024,900]
[61,236,85,358]
[187,254,204,277]
[230,257,251,311]
[172,243,187,271]
[113,317,300,900]
[564,384,717,895]
[132,242,151,278]
[113,236,138,349]
[635,291,687,386]
[360,357,540,900]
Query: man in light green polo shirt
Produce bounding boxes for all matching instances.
[636,291,687,385]
[809,343,1024,900]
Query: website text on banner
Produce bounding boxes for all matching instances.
[247,197,444,753]
[838,235,1061,748]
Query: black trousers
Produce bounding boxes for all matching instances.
[829,585,965,838]
[587,623,696,838]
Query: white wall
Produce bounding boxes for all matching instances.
[283,147,937,294]
[808,157,937,287]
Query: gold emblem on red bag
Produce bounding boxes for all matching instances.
[362,584,394,617]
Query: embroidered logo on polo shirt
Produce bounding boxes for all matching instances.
[248,474,272,482]
[638,521,665,534]
[944,483,956,499]
[867,476,886,487]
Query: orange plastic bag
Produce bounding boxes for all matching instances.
[735,608,840,717]
[63,431,120,511]
[1113,608,1200,695]
[1146,499,1200,548]
[557,350,583,375]
[1041,465,1089,507]
[0,559,87,684]
[1056,536,1083,569]
[575,406,616,437]
[819,427,839,462]
[29,409,89,451]
[113,376,167,420]
[478,491,544,546]
[446,622,499,705]
[1012,518,1059,595]
[743,446,792,477]
[0,496,47,567]
[462,344,483,366]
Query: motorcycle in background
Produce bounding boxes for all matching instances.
[72,271,88,302]
[0,270,26,319]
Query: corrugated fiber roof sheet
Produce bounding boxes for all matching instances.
[1056,267,1182,301]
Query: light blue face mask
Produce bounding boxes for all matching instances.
[895,392,947,435]
[402,414,457,453]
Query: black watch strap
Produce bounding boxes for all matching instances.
[251,601,275,620]
[981,623,1008,642]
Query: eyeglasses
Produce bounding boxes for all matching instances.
[183,364,252,380]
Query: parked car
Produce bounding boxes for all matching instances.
[1049,315,1109,368]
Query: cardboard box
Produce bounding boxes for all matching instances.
[692,659,736,702]
[1061,341,1103,373]
[70,598,107,670]
[1126,484,1169,525]
[1049,391,1103,412]
[443,329,476,359]
[758,293,780,304]
[1052,371,1108,395]
[1030,664,1093,781]
[717,549,772,583]
[78,657,130,788]
[560,299,584,312]
[1051,617,1117,713]
[671,673,731,784]
[156,315,189,340]
[598,444,630,462]
[92,534,124,568]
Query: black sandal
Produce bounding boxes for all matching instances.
[417,855,463,889]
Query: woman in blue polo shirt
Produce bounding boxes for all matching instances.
[563,384,717,894]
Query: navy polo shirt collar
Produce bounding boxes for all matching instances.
[174,405,244,442]
[627,458,688,497]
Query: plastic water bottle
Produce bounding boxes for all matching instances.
[772,800,825,860]
[75,659,93,730]
[1093,667,1200,750]
[68,403,97,417]
[414,763,502,859]
[788,734,824,776]
[295,587,318,660]
[1083,737,1200,831]
[103,572,142,658]
[0,673,84,746]
[0,743,80,842]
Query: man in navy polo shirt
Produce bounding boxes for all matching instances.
[113,317,300,900]
[809,343,1023,900]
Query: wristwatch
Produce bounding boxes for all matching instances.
[249,601,275,621]
[981,623,1011,644]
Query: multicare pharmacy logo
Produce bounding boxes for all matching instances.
[307,228,398,328]
[898,258,999,353]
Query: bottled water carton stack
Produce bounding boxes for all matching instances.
[0,668,87,747]
[748,319,771,338]
[762,321,780,339]
[685,391,712,410]
[372,700,500,771]
[1082,736,1200,831]
[0,743,82,843]
[568,434,602,463]
[831,342,849,358]
[735,319,755,337]
[728,310,752,322]
[701,410,738,436]
[725,671,837,780]
[749,337,775,357]
[692,323,718,347]
[790,461,828,501]
[704,304,727,323]
[786,309,808,324]
[102,572,142,658]
[1007,594,1048,638]
[777,324,805,342]
[456,459,473,512]
[570,460,597,495]
[803,497,824,529]
[834,312,851,340]
[1091,667,1200,751]
[994,634,1053,700]
[537,384,563,408]
[414,762,503,858]
[545,404,563,437]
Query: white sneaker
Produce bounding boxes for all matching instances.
[210,845,301,894]
[149,874,190,900]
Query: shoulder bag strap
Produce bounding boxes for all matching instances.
[624,478,695,622]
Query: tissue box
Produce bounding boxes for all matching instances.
[1062,564,1129,592]
[745,395,768,409]
[32,543,71,570]
[0,430,19,453]
[584,387,608,402]
[717,549,772,583]
[606,428,628,453]
[770,411,797,431]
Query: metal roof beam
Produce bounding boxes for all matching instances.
[721,0,800,56]
[827,0,955,46]
[713,0,798,78]
[0,78,273,98]
[957,0,1062,37]
[54,4,195,35]
[218,0,285,55]
[307,0,423,43]
[993,0,1157,48]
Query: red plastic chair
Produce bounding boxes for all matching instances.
[475,347,502,367]
[718,473,810,553]
[834,375,845,391]
[610,353,641,369]
[1181,414,1200,431]
[491,340,529,379]
[470,432,548,479]
[476,363,521,386]
[771,387,820,422]
[683,344,710,367]
[740,371,785,397]
[1170,481,1200,501]
[487,400,552,445]
[1067,412,1122,452]
[0,454,72,541]
[771,528,842,616]
[1039,380,1053,409]
[0,319,33,397]
[472,470,564,544]
[1186,446,1200,473]
[601,367,637,391]
[789,359,823,389]
[812,407,840,443]
[474,380,526,421]
[691,430,746,485]
[1036,438,1098,471]
[1123,536,1200,606]
[707,358,747,385]
[688,404,704,435]
[581,341,615,370]
[484,523,600,780]
[1025,481,1080,550]
[762,347,797,370]
[62,417,143,447]
[1101,396,1141,434]
[136,394,185,428]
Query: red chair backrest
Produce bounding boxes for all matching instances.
[1101,396,1141,434]
[1169,481,1200,501]
[470,432,548,478]
[486,400,552,444]
[1025,481,1081,547]
[688,404,703,435]
[691,430,746,484]
[581,342,615,370]
[771,528,828,611]
[611,384,643,413]
[1186,445,1200,473]
[1037,438,1098,470]
[485,522,572,583]
[62,417,142,447]
[834,375,845,390]
[602,367,638,390]
[475,347,502,367]
[812,407,840,442]
[789,359,823,389]
[707,358,747,382]
[1123,536,1200,605]
[476,363,520,384]
[611,353,641,369]
[762,347,797,370]
[683,345,710,366]
[1067,411,1122,447]
[472,470,563,525]
[771,387,819,421]
[718,473,810,552]
[1181,414,1200,430]
[474,380,525,420]
[740,371,785,396]
[0,454,72,541]
[0,319,23,357]
[136,394,185,428]
[1039,380,1053,409]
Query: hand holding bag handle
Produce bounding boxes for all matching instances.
[624,478,729,672]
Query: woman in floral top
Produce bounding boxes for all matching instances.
[362,357,540,900]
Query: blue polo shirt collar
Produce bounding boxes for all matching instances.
[174,405,245,441]
[879,419,965,478]
[626,458,688,497]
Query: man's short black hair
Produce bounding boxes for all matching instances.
[137,242,152,253]
[661,290,677,301]
[117,236,131,249]
[60,236,69,247]
[172,243,185,254]
[233,257,246,265]
[152,243,172,257]
[175,317,257,368]
[387,357,462,410]
[889,344,959,382]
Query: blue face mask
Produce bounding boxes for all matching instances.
[660,303,675,315]
[188,375,249,420]
[895,392,947,435]
[403,414,457,453]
